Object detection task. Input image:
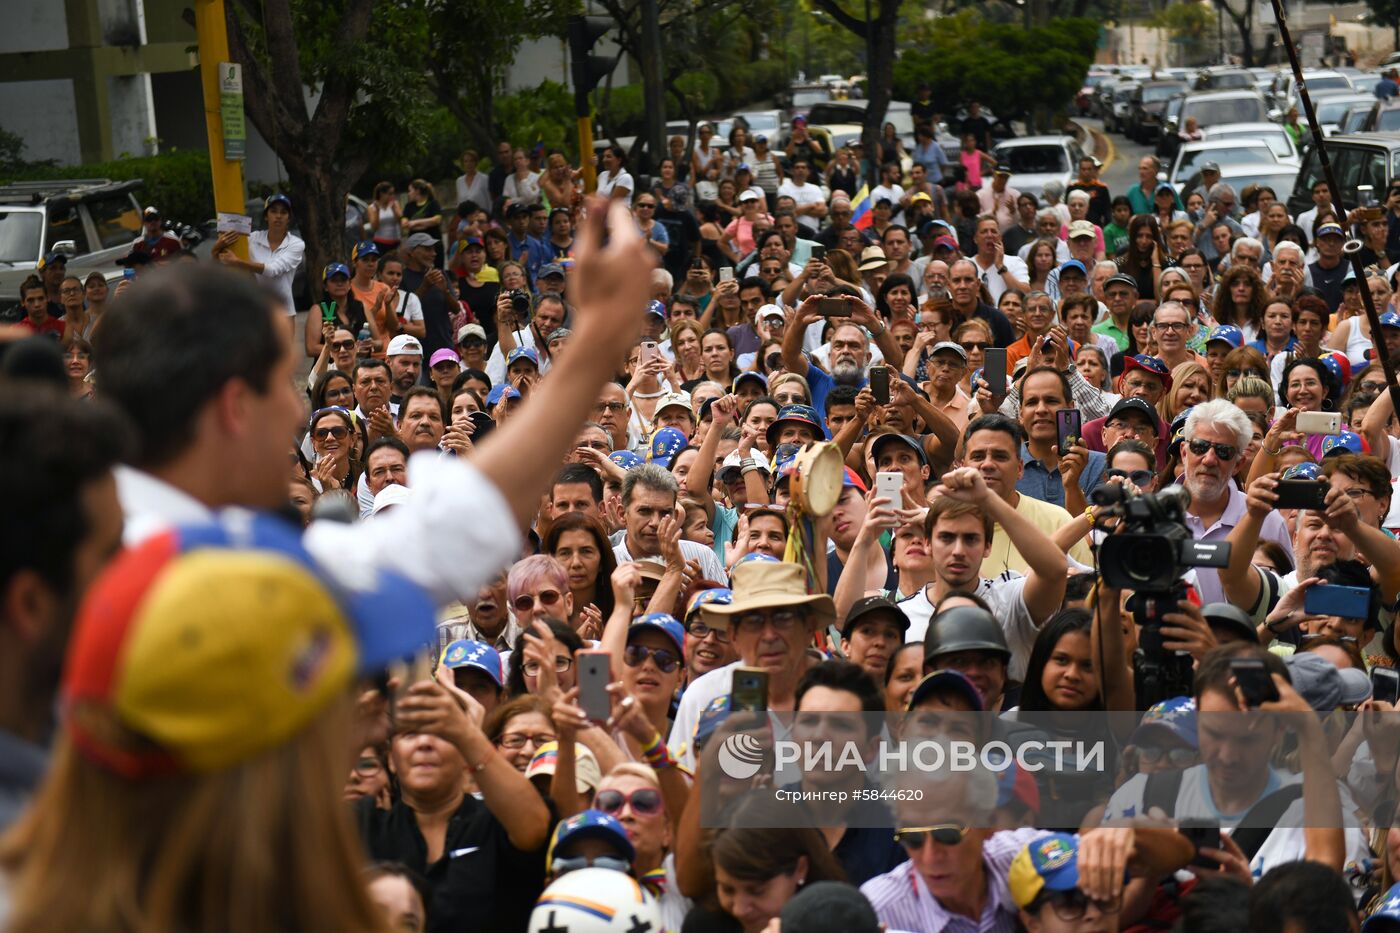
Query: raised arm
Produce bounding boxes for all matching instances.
[1361,386,1395,473]
[1220,473,1272,613]
[832,493,897,621]
[782,295,822,375]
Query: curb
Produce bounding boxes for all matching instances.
[1066,119,1114,170]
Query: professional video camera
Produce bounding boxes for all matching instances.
[1091,484,1232,708]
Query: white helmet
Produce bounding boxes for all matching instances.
[529,868,663,933]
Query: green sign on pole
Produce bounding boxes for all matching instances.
[219,62,245,160]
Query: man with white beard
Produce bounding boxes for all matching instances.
[1175,399,1291,604]
[782,289,904,414]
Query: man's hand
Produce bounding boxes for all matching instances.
[794,293,826,328]
[858,492,897,544]
[569,197,657,353]
[844,295,879,332]
[1159,600,1218,661]
[368,406,395,441]
[854,386,876,424]
[711,393,739,428]
[933,466,991,504]
[611,562,643,613]
[1244,473,1280,519]
[1321,485,1361,534]
[442,425,474,456]
[1059,443,1088,486]
[1263,575,1323,633]
[1076,827,1135,903]
[659,510,684,572]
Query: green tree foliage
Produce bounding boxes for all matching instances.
[6,150,214,223]
[893,13,1097,125]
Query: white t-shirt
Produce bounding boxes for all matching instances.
[248,230,305,315]
[871,184,906,225]
[895,574,1040,681]
[597,169,635,204]
[613,537,727,588]
[777,180,827,234]
[1104,764,1371,880]
[1385,436,1400,531]
[972,254,1030,306]
[503,172,542,206]
[392,289,424,324]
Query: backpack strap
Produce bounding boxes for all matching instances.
[1141,768,1184,819]
[1228,784,1304,861]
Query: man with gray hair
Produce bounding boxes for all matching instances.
[1227,236,1264,272]
[614,463,728,582]
[1016,208,1069,264]
[1126,154,1182,215]
[1264,240,1312,300]
[1179,399,1291,603]
[1194,183,1244,262]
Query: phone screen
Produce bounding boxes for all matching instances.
[1230,658,1279,709]
[731,666,769,712]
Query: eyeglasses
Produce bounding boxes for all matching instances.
[330,339,356,351]
[624,643,681,673]
[577,439,612,451]
[353,756,383,775]
[513,590,563,613]
[1106,468,1154,486]
[685,619,731,642]
[1136,745,1196,768]
[594,401,628,413]
[552,855,631,876]
[522,656,573,677]
[733,608,807,636]
[894,824,969,849]
[1152,321,1191,332]
[1038,888,1122,922]
[596,787,664,816]
[1226,368,1265,380]
[927,358,964,371]
[314,425,349,441]
[1186,438,1238,461]
[498,730,558,749]
[636,202,656,209]
[1339,487,1375,500]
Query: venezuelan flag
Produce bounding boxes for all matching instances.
[850,184,873,231]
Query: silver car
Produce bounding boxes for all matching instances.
[991,136,1086,197]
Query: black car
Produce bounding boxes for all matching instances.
[1127,80,1187,143]
[1286,133,1400,218]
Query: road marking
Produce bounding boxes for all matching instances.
[1100,127,1117,172]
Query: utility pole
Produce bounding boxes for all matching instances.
[568,15,618,193]
[640,0,665,175]
[193,0,247,257]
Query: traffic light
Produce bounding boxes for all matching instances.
[568,15,617,117]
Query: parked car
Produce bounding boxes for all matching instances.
[1159,90,1270,160]
[1287,133,1400,217]
[1267,69,1354,115]
[1194,68,1255,91]
[1104,82,1140,133]
[1127,80,1188,142]
[1181,162,1299,206]
[991,136,1086,197]
[1340,102,1372,136]
[730,110,784,138]
[1169,139,1294,187]
[1362,99,1400,134]
[1200,122,1299,162]
[0,178,147,307]
[1311,92,1375,137]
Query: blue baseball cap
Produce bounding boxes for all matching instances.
[1319,351,1351,388]
[38,250,68,269]
[507,347,540,368]
[264,193,292,211]
[351,241,380,263]
[842,467,869,493]
[765,403,823,447]
[733,371,769,392]
[646,300,667,319]
[1057,259,1087,278]
[907,670,983,712]
[1154,181,1175,195]
[649,426,688,467]
[628,613,685,654]
[1206,325,1244,349]
[485,384,522,406]
[323,262,351,281]
[1322,430,1368,457]
[693,694,733,755]
[1380,311,1400,330]
[1131,696,1197,748]
[539,262,566,279]
[547,810,635,873]
[1283,461,1323,480]
[1009,833,1084,909]
[1364,882,1400,931]
[609,450,644,470]
[440,639,504,687]
[686,587,732,620]
[733,552,781,567]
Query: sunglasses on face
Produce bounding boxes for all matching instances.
[1186,438,1238,460]
[1106,468,1154,486]
[314,425,349,441]
[894,824,969,849]
[685,619,731,643]
[330,339,356,351]
[960,341,988,352]
[1038,888,1122,923]
[596,787,664,816]
[1227,368,1265,380]
[1136,745,1196,768]
[513,590,563,612]
[624,643,681,673]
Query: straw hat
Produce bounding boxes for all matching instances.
[702,560,835,629]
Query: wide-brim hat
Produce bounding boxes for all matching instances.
[701,560,835,630]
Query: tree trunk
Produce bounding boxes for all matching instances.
[861,0,897,184]
[639,0,666,177]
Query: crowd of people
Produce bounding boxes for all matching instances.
[9,102,1400,933]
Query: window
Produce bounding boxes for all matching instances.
[44,205,90,256]
[85,194,141,251]
[0,211,44,264]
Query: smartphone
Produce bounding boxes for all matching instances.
[1358,184,1377,209]
[1179,823,1222,867]
[1373,668,1400,705]
[1304,584,1371,620]
[982,347,1007,396]
[827,624,846,658]
[640,340,660,366]
[819,296,848,316]
[875,471,904,511]
[1296,411,1341,436]
[466,410,496,440]
[869,367,891,406]
[810,244,826,261]
[1056,409,1083,457]
[1230,657,1279,709]
[691,257,705,270]
[576,650,612,722]
[122,267,136,281]
[1274,478,1328,510]
[719,266,735,283]
[731,666,769,712]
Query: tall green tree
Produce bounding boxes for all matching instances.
[808,0,900,182]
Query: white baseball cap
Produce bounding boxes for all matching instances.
[386,334,423,357]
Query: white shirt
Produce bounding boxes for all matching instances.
[777,180,826,234]
[1017,239,1070,264]
[502,172,542,206]
[485,326,543,387]
[392,288,424,324]
[665,661,795,782]
[613,536,727,588]
[972,253,1030,306]
[895,574,1039,680]
[455,172,491,211]
[1296,205,1328,243]
[117,453,522,609]
[871,184,906,225]
[597,169,635,205]
[248,230,305,315]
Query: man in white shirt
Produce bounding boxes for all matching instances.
[613,465,727,586]
[969,215,1030,306]
[96,201,660,609]
[871,162,906,226]
[776,158,827,235]
[1296,179,1332,243]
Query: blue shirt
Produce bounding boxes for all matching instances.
[911,140,949,181]
[1016,443,1105,509]
[806,360,866,422]
[507,232,552,284]
[1248,336,1297,356]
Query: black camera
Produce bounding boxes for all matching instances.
[508,289,531,317]
[1092,483,1232,707]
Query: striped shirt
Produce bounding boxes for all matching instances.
[859,828,1045,933]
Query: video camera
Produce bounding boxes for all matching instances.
[1091,484,1232,708]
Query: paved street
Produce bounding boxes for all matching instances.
[1075,116,1157,193]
